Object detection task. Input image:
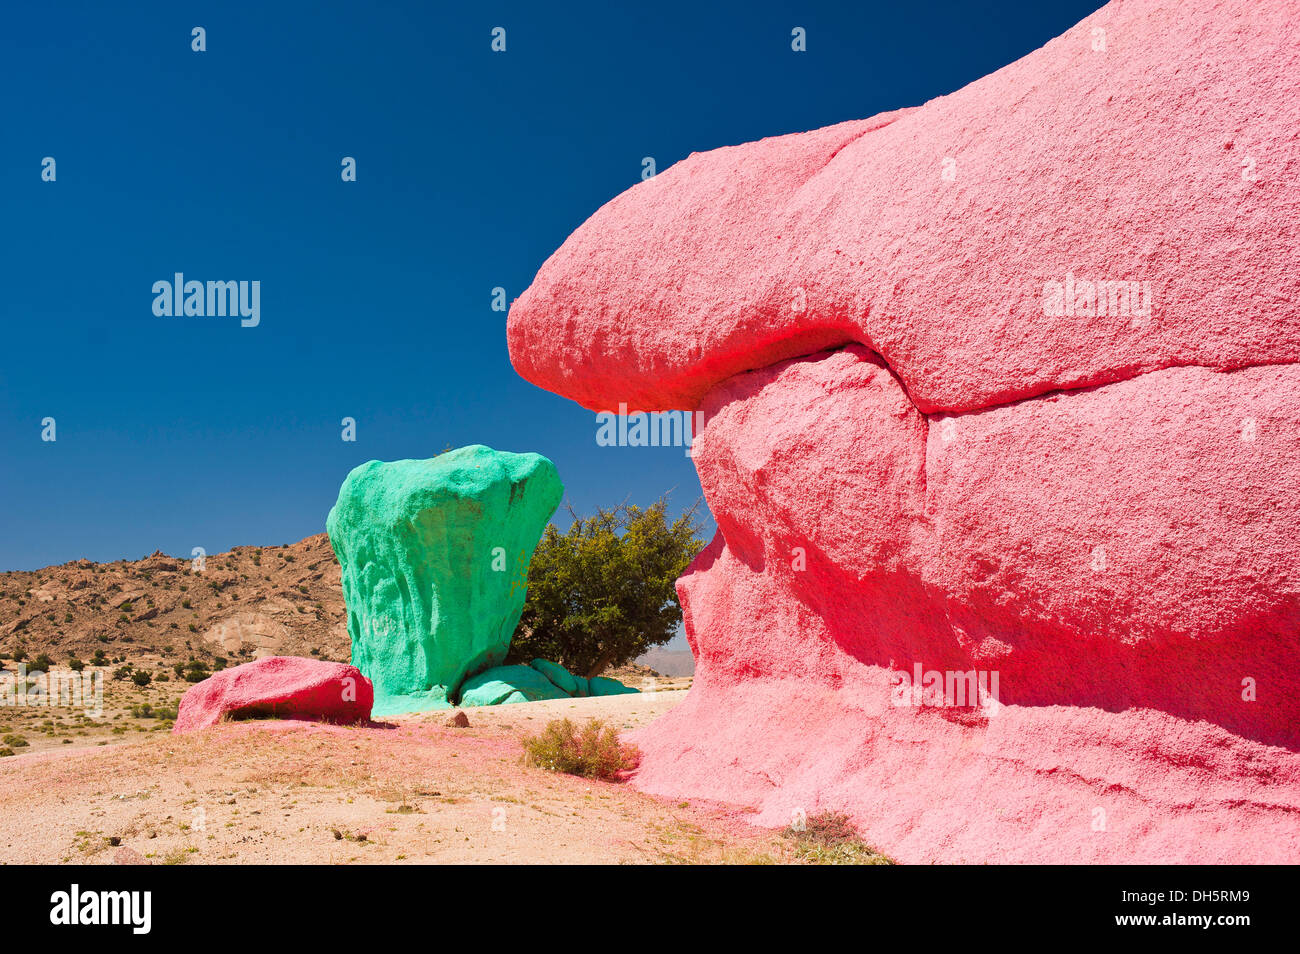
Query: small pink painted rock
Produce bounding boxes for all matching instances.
[173,656,373,733]
[507,0,1300,863]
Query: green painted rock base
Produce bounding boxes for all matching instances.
[459,664,571,706]
[588,675,641,697]
[529,658,582,696]
[372,687,452,717]
[457,658,639,707]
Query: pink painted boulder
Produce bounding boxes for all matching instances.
[173,656,373,733]
[508,0,1300,862]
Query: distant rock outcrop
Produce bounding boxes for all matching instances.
[0,535,352,666]
[173,656,372,732]
[327,446,563,715]
[201,612,289,657]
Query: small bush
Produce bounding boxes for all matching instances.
[2,735,29,748]
[68,658,85,672]
[131,670,152,687]
[182,658,210,683]
[0,748,13,758]
[130,704,175,720]
[521,718,640,780]
[781,811,895,865]
[29,653,53,672]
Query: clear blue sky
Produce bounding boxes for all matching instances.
[0,0,1104,571]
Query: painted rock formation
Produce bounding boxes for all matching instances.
[507,0,1300,862]
[459,659,639,706]
[327,445,563,715]
[173,656,372,733]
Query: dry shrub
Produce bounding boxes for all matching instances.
[522,717,640,780]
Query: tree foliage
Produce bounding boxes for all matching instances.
[509,496,706,678]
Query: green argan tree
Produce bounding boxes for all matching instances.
[509,496,706,678]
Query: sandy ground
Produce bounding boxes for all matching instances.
[0,664,186,759]
[0,686,795,865]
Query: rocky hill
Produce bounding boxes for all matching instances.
[0,535,351,667]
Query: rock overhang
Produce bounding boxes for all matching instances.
[507,0,1300,418]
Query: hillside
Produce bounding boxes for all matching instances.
[0,537,691,682]
[0,535,351,667]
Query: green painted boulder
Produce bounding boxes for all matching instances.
[326,445,563,716]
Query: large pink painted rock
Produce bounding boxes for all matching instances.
[508,0,1300,862]
[173,657,374,733]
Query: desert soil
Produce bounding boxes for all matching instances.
[0,685,802,865]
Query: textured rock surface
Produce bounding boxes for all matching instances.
[173,656,372,733]
[630,348,1300,862]
[202,612,290,657]
[327,446,563,715]
[506,0,1300,862]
